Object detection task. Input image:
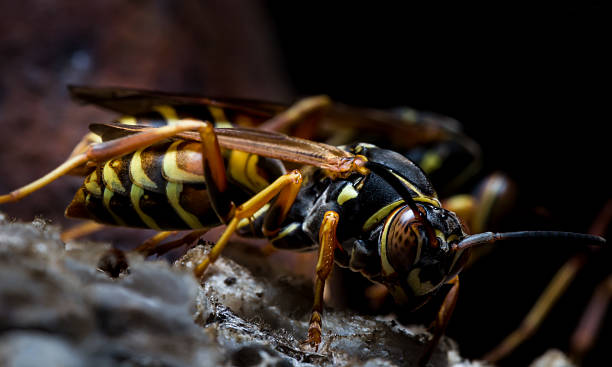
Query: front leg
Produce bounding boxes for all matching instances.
[419,275,460,366]
[304,210,341,350]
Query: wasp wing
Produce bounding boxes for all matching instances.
[89,123,355,172]
[68,85,286,118]
[322,103,458,147]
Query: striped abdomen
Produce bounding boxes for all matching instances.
[65,138,284,230]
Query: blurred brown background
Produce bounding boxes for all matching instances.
[0,2,608,366]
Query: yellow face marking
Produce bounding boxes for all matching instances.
[162,141,206,183]
[208,106,229,124]
[129,148,158,191]
[407,268,437,297]
[102,188,126,226]
[129,184,160,230]
[118,115,137,125]
[102,160,126,194]
[153,105,179,125]
[337,184,359,205]
[84,169,102,196]
[447,234,459,244]
[363,200,404,231]
[419,151,443,174]
[166,182,204,229]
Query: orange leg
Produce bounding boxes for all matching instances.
[419,275,460,366]
[193,170,303,277]
[60,221,107,242]
[143,230,208,257]
[133,231,179,254]
[303,210,341,350]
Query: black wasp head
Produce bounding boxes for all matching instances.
[381,203,470,303]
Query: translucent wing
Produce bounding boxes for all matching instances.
[89,123,355,172]
[322,103,456,147]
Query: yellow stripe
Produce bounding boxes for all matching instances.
[337,184,358,205]
[362,200,404,231]
[130,148,158,191]
[162,141,206,183]
[245,154,270,192]
[391,171,440,204]
[129,185,160,230]
[84,170,102,196]
[118,115,137,125]
[228,150,252,190]
[166,182,204,229]
[153,105,180,125]
[102,188,126,226]
[102,160,126,194]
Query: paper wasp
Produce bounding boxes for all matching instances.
[0,86,606,365]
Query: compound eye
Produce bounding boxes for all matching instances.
[386,207,424,273]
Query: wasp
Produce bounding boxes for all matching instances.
[0,86,606,365]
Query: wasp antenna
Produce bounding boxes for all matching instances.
[455,231,607,251]
[365,161,439,246]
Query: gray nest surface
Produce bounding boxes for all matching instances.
[0,214,489,367]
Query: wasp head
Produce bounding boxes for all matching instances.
[381,203,470,304]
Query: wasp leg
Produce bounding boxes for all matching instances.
[0,121,219,204]
[483,254,587,363]
[60,221,107,242]
[144,229,208,257]
[302,211,341,350]
[258,95,331,136]
[193,170,303,277]
[570,274,612,364]
[65,132,102,176]
[483,200,611,363]
[132,231,179,254]
[443,173,515,234]
[419,275,460,366]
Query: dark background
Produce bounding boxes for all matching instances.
[0,2,608,365]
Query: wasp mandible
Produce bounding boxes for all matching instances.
[0,86,606,365]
